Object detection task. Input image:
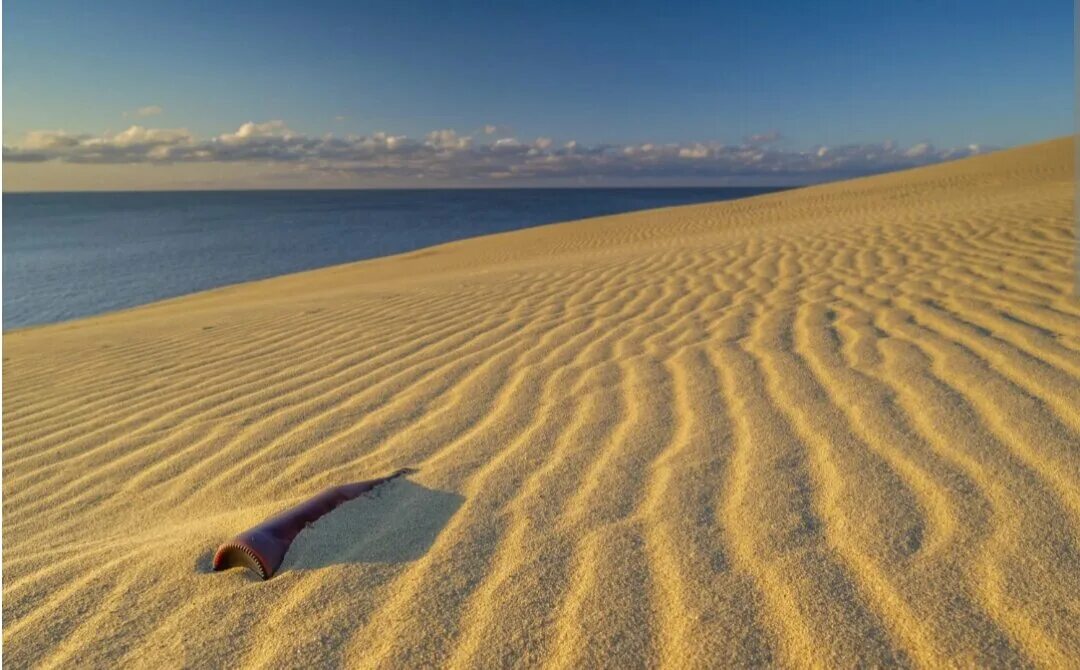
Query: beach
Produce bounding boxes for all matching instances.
[3,187,773,329]
[3,136,1078,666]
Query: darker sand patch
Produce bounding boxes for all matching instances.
[279,479,463,571]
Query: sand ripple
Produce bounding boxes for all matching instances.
[4,137,1079,667]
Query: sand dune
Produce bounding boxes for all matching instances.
[4,137,1078,668]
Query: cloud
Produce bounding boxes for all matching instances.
[426,129,471,151]
[678,143,711,159]
[218,120,296,144]
[122,105,164,119]
[744,131,783,145]
[5,126,196,164]
[903,142,932,158]
[2,149,51,163]
[2,120,993,183]
[492,137,526,153]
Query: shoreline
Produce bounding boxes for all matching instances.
[4,186,789,333]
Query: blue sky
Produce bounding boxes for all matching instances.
[3,1,1072,189]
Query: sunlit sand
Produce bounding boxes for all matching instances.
[3,137,1077,667]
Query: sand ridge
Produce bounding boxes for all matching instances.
[3,137,1079,667]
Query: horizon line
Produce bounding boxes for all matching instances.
[3,184,801,195]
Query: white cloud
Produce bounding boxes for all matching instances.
[679,144,710,159]
[426,129,471,151]
[5,125,195,163]
[22,130,87,150]
[122,105,164,119]
[2,120,992,182]
[105,125,191,147]
[492,137,525,153]
[903,142,933,158]
[745,131,782,145]
[218,120,296,144]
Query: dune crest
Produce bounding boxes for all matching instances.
[4,137,1079,667]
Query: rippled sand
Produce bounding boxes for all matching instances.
[4,137,1078,668]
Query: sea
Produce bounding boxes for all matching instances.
[3,188,783,329]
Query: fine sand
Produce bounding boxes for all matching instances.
[3,137,1078,668]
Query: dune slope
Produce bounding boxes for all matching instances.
[3,137,1079,668]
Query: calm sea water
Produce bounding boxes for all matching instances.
[3,188,782,329]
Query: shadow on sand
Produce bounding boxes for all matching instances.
[270,478,463,571]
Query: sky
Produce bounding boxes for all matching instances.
[2,0,1073,190]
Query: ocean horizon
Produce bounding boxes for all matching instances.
[3,187,785,329]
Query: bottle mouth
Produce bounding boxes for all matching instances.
[213,542,271,580]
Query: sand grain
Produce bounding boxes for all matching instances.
[4,138,1079,668]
